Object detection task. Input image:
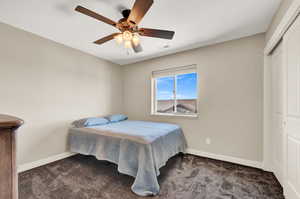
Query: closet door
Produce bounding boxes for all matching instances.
[271,42,285,185]
[284,15,300,199]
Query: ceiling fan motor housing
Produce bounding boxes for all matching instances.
[117,11,139,33]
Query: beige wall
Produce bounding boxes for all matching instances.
[122,34,265,162]
[0,22,122,165]
[266,0,295,42]
[0,19,266,165]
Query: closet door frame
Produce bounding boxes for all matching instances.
[270,42,286,186]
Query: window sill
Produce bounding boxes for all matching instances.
[150,113,199,118]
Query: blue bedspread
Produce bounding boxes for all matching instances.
[68,120,187,196]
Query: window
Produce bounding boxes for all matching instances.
[151,65,198,117]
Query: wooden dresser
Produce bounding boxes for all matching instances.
[0,114,23,199]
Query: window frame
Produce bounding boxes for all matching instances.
[151,65,199,117]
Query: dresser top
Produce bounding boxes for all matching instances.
[0,114,24,130]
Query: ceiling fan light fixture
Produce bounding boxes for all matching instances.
[123,30,133,41]
[124,40,132,48]
[114,34,123,44]
[132,34,140,46]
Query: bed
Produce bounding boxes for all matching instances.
[68,120,187,196]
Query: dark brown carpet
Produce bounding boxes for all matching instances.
[19,154,284,199]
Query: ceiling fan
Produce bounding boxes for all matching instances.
[75,0,175,53]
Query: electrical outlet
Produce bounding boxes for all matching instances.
[205,138,211,145]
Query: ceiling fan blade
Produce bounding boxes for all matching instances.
[132,42,143,53]
[94,33,120,45]
[127,0,153,26]
[139,28,175,40]
[75,6,117,27]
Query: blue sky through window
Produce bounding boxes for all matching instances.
[177,73,197,99]
[156,76,174,100]
[156,73,197,100]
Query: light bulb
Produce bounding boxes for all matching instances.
[124,40,132,48]
[132,34,140,46]
[114,34,123,44]
[123,31,133,41]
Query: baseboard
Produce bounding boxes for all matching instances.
[18,149,263,173]
[186,148,263,169]
[261,161,274,172]
[18,152,77,173]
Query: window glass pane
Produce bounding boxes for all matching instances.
[176,73,197,114]
[156,76,175,113]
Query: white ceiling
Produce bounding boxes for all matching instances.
[0,0,281,65]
